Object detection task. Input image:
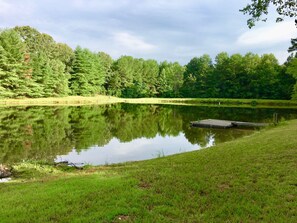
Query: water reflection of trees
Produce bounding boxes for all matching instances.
[106,104,183,142]
[0,107,72,163]
[0,104,296,163]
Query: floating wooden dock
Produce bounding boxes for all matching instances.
[190,119,269,129]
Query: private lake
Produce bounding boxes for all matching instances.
[1,104,297,165]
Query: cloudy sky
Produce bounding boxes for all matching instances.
[0,0,296,64]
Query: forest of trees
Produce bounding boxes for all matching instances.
[0,26,297,100]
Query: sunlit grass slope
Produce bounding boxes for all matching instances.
[0,120,296,222]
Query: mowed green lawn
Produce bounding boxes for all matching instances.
[0,120,296,222]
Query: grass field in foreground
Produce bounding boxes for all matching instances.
[0,121,296,222]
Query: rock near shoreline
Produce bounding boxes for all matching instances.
[0,164,12,178]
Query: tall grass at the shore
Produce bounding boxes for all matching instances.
[1,95,297,107]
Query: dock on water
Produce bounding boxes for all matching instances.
[190,119,269,129]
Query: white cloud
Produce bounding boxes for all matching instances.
[113,32,156,52]
[0,0,293,64]
[0,0,12,15]
[0,0,35,24]
[237,21,296,46]
[69,0,130,12]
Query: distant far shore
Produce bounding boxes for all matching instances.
[0,95,297,108]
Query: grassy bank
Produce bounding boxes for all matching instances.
[1,95,297,107]
[0,121,296,222]
[182,98,297,107]
[0,95,123,106]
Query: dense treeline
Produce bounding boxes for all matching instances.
[0,26,296,99]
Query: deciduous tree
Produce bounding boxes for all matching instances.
[241,0,297,52]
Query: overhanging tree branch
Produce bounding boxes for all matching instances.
[241,0,297,52]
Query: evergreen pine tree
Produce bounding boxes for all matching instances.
[48,59,69,96]
[70,47,105,96]
[0,29,31,98]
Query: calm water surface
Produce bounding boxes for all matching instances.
[1,104,297,165]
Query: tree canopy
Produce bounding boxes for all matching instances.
[240,1,297,98]
[0,26,296,100]
[241,0,297,28]
[241,0,297,53]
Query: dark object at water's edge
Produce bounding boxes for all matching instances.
[0,164,12,178]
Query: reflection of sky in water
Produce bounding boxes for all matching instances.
[56,133,215,165]
[0,178,11,183]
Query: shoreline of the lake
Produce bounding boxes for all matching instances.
[1,120,296,222]
[1,95,297,108]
